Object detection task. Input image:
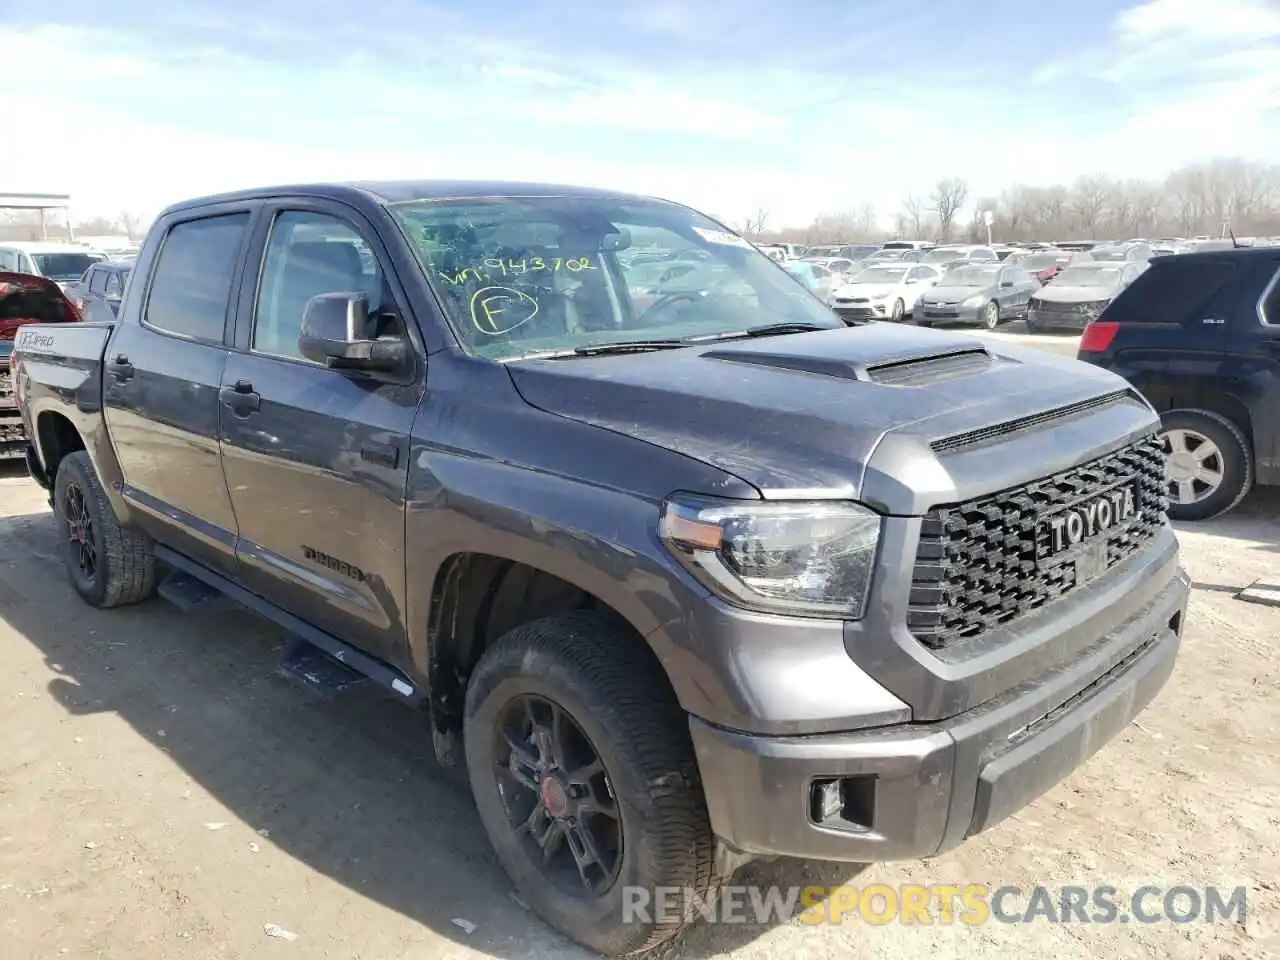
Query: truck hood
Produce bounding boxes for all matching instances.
[506,323,1130,499]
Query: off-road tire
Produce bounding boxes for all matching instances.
[53,451,156,607]
[464,611,717,957]
[1160,408,1253,522]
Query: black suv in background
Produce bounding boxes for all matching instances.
[1078,248,1280,520]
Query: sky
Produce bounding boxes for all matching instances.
[2,0,1279,227]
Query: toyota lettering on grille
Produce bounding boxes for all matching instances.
[1040,483,1137,584]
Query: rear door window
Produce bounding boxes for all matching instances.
[144,213,250,343]
[1101,259,1237,325]
[1260,264,1280,326]
[88,268,108,294]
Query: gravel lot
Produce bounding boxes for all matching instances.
[1,333,1277,959]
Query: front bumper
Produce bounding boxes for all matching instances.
[689,566,1188,862]
[917,303,983,325]
[1027,307,1094,331]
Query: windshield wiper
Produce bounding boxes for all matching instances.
[570,339,689,356]
[689,321,831,343]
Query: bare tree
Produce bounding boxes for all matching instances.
[900,194,927,239]
[931,178,969,242]
[118,210,144,239]
[1071,175,1111,236]
[740,206,771,237]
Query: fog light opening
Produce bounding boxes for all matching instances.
[809,775,877,830]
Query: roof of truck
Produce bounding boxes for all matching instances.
[162,180,665,217]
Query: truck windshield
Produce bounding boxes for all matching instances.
[389,196,840,361]
[32,253,105,282]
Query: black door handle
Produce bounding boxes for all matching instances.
[219,380,260,416]
[360,441,400,468]
[106,354,134,380]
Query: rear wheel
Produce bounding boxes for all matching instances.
[52,451,156,607]
[1160,408,1253,521]
[464,612,717,957]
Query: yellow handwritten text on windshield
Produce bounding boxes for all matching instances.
[469,286,540,336]
[438,256,597,286]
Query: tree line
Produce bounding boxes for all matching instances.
[747,158,1280,246]
[0,210,146,243]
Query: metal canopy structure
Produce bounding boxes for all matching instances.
[0,192,73,239]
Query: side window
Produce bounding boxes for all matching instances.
[145,213,250,342]
[1260,265,1280,326]
[88,268,108,294]
[0,249,16,271]
[1102,260,1237,325]
[105,271,123,297]
[252,210,385,361]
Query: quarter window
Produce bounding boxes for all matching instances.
[145,213,250,342]
[1260,265,1280,326]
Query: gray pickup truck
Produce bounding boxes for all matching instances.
[11,181,1188,956]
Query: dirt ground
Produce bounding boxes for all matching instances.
[2,445,1278,958]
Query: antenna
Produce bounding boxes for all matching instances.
[1229,228,1240,249]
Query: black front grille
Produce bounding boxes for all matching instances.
[834,307,875,323]
[908,436,1167,651]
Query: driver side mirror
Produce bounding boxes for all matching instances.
[299,292,408,374]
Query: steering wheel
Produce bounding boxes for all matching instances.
[635,290,705,325]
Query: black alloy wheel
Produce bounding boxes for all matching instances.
[494,693,623,897]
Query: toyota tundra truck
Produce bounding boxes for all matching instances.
[11,181,1188,957]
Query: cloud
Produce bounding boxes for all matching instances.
[2,2,1277,229]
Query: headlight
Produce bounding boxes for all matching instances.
[659,496,881,618]
[963,295,985,307]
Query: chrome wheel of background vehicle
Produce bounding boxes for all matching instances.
[890,298,905,322]
[1158,409,1253,521]
[1163,428,1224,505]
[982,301,1000,329]
[494,693,622,897]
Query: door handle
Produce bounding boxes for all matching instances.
[360,441,400,468]
[219,379,260,416]
[106,354,134,380]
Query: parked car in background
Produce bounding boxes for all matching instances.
[879,239,934,250]
[1184,238,1237,253]
[1078,246,1280,520]
[1053,240,1099,252]
[828,262,941,322]
[0,272,83,460]
[993,245,1019,260]
[1009,249,1078,284]
[864,247,926,264]
[916,262,1039,328]
[918,244,999,274]
[758,242,806,260]
[806,243,880,261]
[63,259,134,319]
[1026,261,1149,332]
[782,259,841,300]
[0,242,108,291]
[1089,241,1154,262]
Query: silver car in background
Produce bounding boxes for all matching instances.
[915,262,1039,329]
[1025,260,1149,332]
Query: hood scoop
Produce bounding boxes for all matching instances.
[703,344,996,386]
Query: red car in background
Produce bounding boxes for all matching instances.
[0,272,83,461]
[1010,250,1082,285]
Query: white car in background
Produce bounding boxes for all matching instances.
[828,263,942,323]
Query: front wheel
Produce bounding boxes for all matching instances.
[889,298,905,322]
[981,300,1000,329]
[1161,409,1253,521]
[52,451,156,607]
[464,612,717,957]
